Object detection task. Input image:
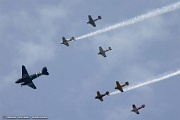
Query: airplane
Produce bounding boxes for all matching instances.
[15,65,49,89]
[95,91,109,101]
[60,37,75,46]
[98,46,112,57]
[131,104,145,114]
[115,81,129,92]
[87,15,102,27]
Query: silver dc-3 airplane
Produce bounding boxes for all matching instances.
[87,15,101,27]
[15,65,49,89]
[98,46,112,57]
[61,37,75,46]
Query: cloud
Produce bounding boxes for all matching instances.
[15,41,57,66]
[0,70,17,90]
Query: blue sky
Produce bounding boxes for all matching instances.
[0,0,180,119]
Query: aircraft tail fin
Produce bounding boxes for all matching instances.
[108,47,112,51]
[41,67,49,75]
[106,91,110,96]
[142,104,145,108]
[98,16,102,19]
[125,81,129,85]
[71,37,75,40]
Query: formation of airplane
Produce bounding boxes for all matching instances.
[87,15,102,27]
[94,81,145,114]
[15,65,49,89]
[61,37,75,46]
[95,91,109,101]
[95,81,129,102]
[60,15,102,47]
[14,14,146,116]
[115,81,129,92]
[131,104,145,114]
[98,46,112,57]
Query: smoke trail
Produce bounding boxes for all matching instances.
[76,1,180,40]
[110,70,180,95]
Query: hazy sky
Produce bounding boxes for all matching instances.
[0,0,180,120]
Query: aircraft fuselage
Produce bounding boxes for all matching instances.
[15,72,42,85]
[95,94,106,99]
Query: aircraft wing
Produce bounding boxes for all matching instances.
[88,15,93,22]
[88,15,96,27]
[64,42,69,46]
[22,65,29,78]
[116,81,123,92]
[99,47,106,57]
[134,110,139,114]
[96,91,104,101]
[97,91,101,96]
[62,37,66,42]
[99,98,103,101]
[27,82,37,89]
[132,104,136,109]
[132,104,139,114]
[90,21,96,27]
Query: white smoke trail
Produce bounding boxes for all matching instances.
[110,70,180,95]
[76,1,180,40]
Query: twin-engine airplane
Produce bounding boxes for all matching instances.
[95,91,110,101]
[98,46,112,57]
[61,37,75,46]
[115,81,129,92]
[87,15,102,27]
[131,104,145,114]
[15,65,49,89]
